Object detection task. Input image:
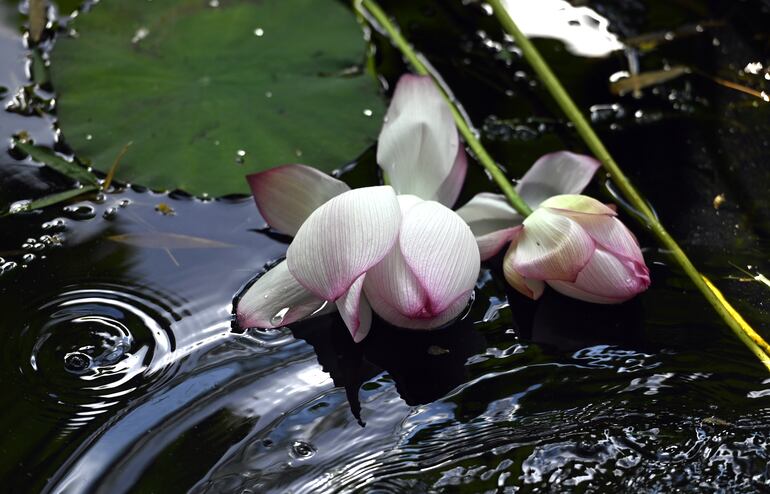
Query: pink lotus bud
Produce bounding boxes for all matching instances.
[503,194,650,303]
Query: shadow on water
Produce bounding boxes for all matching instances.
[1,0,770,492]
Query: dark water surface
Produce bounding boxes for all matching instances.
[2,0,770,492]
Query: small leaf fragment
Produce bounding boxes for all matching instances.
[610,66,691,96]
[14,140,99,186]
[29,0,46,43]
[107,233,233,249]
[6,185,98,215]
[155,203,176,216]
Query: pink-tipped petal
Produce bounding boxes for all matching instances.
[287,185,401,301]
[362,194,435,323]
[367,284,472,329]
[477,227,521,261]
[541,194,617,216]
[398,201,480,314]
[433,144,468,208]
[236,261,327,329]
[561,212,645,264]
[503,247,545,300]
[513,208,595,282]
[456,192,523,259]
[377,74,460,202]
[517,152,601,208]
[363,233,472,330]
[247,164,350,236]
[336,274,372,342]
[547,249,650,303]
[364,244,427,317]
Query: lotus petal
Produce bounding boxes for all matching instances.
[512,208,595,281]
[363,239,429,320]
[541,194,616,216]
[433,144,468,207]
[236,260,326,329]
[377,74,460,202]
[398,201,480,314]
[561,211,645,264]
[287,185,401,301]
[336,274,372,342]
[247,164,350,236]
[456,192,523,260]
[363,194,450,328]
[548,248,650,303]
[502,246,545,300]
[517,152,600,207]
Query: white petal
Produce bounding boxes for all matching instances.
[513,208,595,281]
[363,240,429,320]
[455,192,523,260]
[377,74,459,201]
[517,152,600,208]
[547,248,650,303]
[433,144,468,207]
[336,274,372,342]
[287,185,401,301]
[236,260,327,328]
[247,164,350,236]
[502,241,545,300]
[398,201,480,314]
[476,227,521,261]
[455,192,522,234]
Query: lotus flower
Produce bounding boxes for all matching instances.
[236,74,480,342]
[456,152,650,303]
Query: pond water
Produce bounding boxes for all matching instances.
[2,0,770,492]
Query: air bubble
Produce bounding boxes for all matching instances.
[63,203,96,220]
[103,207,118,220]
[289,441,317,459]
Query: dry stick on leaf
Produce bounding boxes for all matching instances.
[28,0,46,43]
[102,141,133,191]
[359,0,770,371]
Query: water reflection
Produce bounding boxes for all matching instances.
[293,312,487,412]
[501,0,624,57]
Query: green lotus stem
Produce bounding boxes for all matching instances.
[358,0,532,217]
[359,0,770,371]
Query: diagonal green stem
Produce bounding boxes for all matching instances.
[487,0,770,371]
[358,0,532,217]
[359,0,770,371]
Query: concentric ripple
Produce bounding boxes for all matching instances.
[12,284,178,424]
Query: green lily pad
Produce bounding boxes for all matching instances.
[50,0,384,195]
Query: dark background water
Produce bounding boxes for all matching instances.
[1,0,770,492]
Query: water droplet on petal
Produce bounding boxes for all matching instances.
[270,307,290,326]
